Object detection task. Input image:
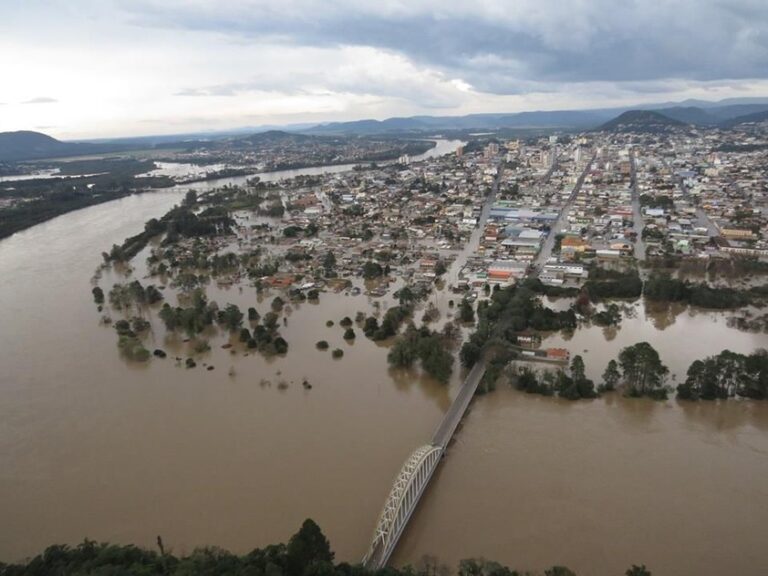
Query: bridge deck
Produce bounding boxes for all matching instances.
[431,360,486,448]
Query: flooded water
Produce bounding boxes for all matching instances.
[541,299,766,382]
[393,388,768,576]
[1,139,768,575]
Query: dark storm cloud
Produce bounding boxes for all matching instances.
[122,0,768,94]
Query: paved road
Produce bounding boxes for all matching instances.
[675,169,719,236]
[661,158,719,237]
[530,156,594,275]
[629,151,647,261]
[445,161,503,287]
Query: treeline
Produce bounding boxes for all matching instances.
[527,270,766,310]
[582,268,643,300]
[522,272,642,301]
[388,324,455,383]
[511,354,597,400]
[507,340,768,402]
[106,193,235,262]
[644,273,766,309]
[157,292,288,356]
[459,284,577,370]
[0,519,652,576]
[507,343,669,401]
[0,162,173,240]
[677,350,768,400]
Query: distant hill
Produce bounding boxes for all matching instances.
[598,110,687,133]
[229,130,320,147]
[650,106,718,125]
[303,98,768,135]
[0,130,141,162]
[5,95,768,160]
[720,109,768,128]
[0,131,77,161]
[304,110,609,135]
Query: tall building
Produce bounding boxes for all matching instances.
[484,142,500,159]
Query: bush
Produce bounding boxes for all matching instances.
[332,348,344,359]
[117,335,150,361]
[92,286,105,304]
[316,340,329,350]
[343,328,356,340]
[274,337,288,355]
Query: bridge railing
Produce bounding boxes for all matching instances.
[362,444,443,570]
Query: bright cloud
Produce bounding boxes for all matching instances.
[1,0,767,138]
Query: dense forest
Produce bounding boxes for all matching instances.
[0,519,652,576]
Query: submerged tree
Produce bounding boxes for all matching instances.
[618,342,669,398]
[601,359,621,392]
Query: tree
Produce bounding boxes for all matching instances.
[544,567,577,576]
[91,286,105,304]
[396,286,416,308]
[459,298,475,323]
[618,342,669,398]
[363,316,379,338]
[626,565,652,576]
[263,312,279,331]
[460,341,482,368]
[159,303,179,331]
[601,359,621,391]
[570,355,586,383]
[285,519,334,576]
[273,336,288,354]
[388,336,418,368]
[219,304,244,331]
[322,251,336,275]
[271,297,285,312]
[183,190,197,206]
[362,261,383,280]
[343,328,356,340]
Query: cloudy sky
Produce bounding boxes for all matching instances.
[2,0,768,139]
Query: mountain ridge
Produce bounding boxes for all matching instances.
[3,96,768,161]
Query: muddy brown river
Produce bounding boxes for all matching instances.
[1,150,767,575]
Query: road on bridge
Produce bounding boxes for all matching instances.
[432,360,486,448]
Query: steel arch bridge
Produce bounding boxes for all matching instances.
[362,444,444,570]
